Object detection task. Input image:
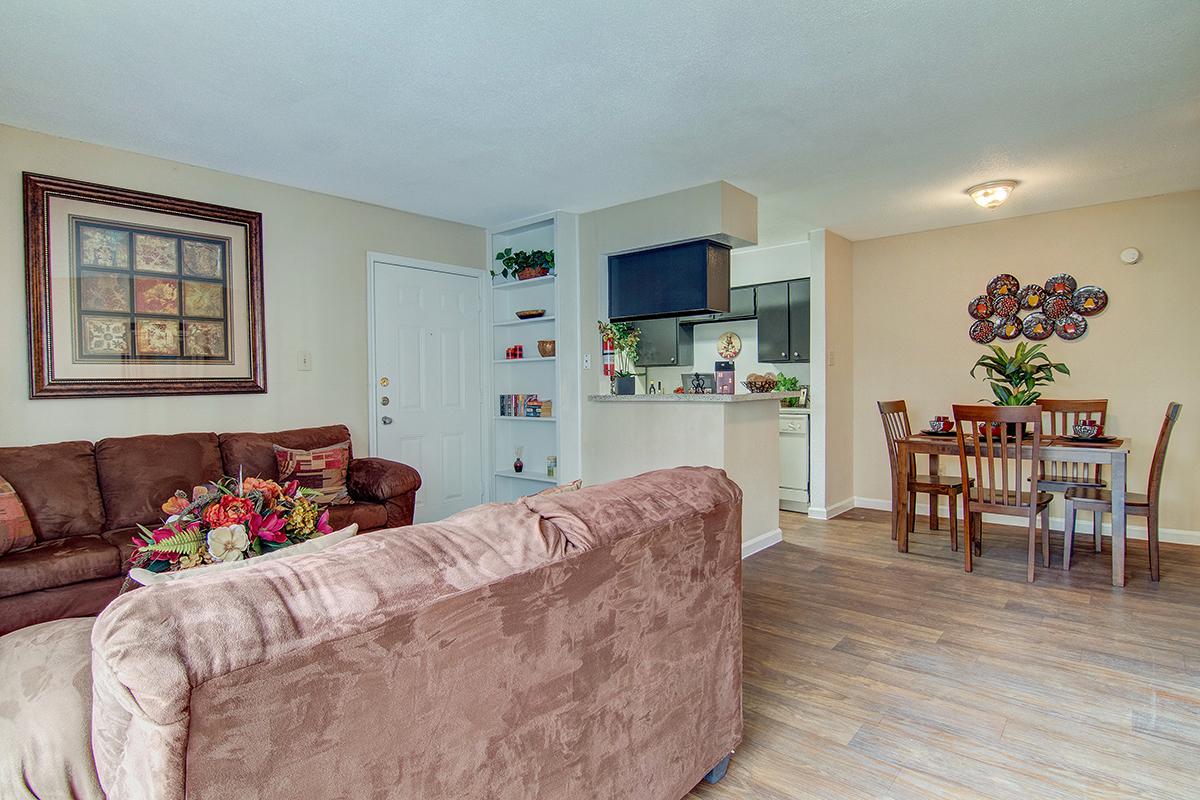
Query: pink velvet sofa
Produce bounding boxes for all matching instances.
[1,466,743,800]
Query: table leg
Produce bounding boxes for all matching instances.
[896,442,911,553]
[1111,451,1127,587]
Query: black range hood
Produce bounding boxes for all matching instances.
[608,239,731,321]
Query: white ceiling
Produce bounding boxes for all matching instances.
[2,1,1198,242]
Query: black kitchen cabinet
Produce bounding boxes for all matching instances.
[729,285,756,319]
[629,317,693,368]
[757,278,810,363]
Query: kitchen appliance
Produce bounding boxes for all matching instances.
[609,240,731,320]
[779,410,809,512]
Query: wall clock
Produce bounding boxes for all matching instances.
[717,331,742,358]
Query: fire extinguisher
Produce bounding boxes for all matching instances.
[602,336,615,378]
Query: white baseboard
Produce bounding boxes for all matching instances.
[809,497,855,521]
[853,497,1200,546]
[742,528,783,558]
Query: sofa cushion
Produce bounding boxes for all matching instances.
[326,500,388,532]
[95,433,223,531]
[0,536,122,599]
[274,441,352,505]
[0,617,105,800]
[219,425,353,481]
[0,577,122,637]
[0,441,105,541]
[0,476,35,555]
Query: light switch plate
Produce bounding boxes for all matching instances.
[826,350,835,367]
[297,350,313,371]
[583,353,591,369]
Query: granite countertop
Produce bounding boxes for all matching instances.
[588,392,807,403]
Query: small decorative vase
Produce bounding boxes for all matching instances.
[513,447,524,473]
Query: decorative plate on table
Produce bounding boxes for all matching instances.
[1017,283,1045,310]
[717,331,742,359]
[1072,285,1108,316]
[1043,294,1072,321]
[1056,312,1087,340]
[919,429,957,437]
[1022,312,1052,340]
[987,273,1020,299]
[1064,434,1117,443]
[993,294,1018,318]
[968,294,993,320]
[996,315,1023,340]
[1044,273,1077,296]
[969,318,997,344]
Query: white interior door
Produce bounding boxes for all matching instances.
[372,260,483,523]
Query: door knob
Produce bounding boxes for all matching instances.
[381,416,393,425]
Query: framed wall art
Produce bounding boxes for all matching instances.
[23,173,266,397]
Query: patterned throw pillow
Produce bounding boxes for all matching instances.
[273,441,352,506]
[0,476,37,556]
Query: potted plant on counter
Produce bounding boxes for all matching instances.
[493,248,555,281]
[597,320,640,395]
[774,373,806,408]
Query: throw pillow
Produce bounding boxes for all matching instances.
[0,476,36,556]
[536,479,582,497]
[273,441,352,505]
[129,524,358,586]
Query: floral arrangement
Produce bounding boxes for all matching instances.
[129,475,333,575]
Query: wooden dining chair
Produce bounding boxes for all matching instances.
[1038,399,1109,553]
[878,400,967,551]
[952,404,1053,582]
[1064,402,1182,580]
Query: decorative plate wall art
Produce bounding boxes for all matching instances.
[716,331,742,359]
[967,272,1107,344]
[23,173,266,397]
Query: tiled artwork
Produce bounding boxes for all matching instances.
[72,218,230,361]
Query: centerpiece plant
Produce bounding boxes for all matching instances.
[492,248,554,280]
[970,342,1069,406]
[127,475,333,577]
[597,320,640,394]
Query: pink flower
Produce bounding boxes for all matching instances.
[249,512,287,543]
[315,510,332,535]
[282,479,300,497]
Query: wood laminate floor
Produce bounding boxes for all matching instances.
[686,509,1200,800]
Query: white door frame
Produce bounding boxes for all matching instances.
[365,252,491,505]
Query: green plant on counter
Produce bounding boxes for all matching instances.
[492,248,554,280]
[597,320,640,378]
[970,342,1069,406]
[774,373,802,408]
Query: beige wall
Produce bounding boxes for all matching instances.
[0,125,485,450]
[852,191,1200,533]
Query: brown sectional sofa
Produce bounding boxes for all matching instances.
[0,425,420,635]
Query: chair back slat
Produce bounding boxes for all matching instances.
[1039,399,1108,485]
[953,404,1043,512]
[1146,403,1182,507]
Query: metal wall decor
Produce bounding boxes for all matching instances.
[967,272,1108,344]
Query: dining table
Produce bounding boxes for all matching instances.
[893,432,1133,586]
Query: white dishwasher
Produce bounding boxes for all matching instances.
[779,410,810,512]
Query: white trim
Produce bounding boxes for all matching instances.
[809,496,855,520]
[742,528,783,559]
[365,252,491,506]
[852,497,1200,546]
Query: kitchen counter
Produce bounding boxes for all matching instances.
[588,391,807,403]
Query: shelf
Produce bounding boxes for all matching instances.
[492,275,555,290]
[493,315,555,328]
[494,469,557,484]
[494,416,556,423]
[493,357,556,364]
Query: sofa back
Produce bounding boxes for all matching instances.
[0,441,105,541]
[89,467,743,800]
[95,433,224,531]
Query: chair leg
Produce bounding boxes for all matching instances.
[964,507,974,572]
[1027,513,1038,583]
[948,493,958,552]
[929,494,939,530]
[907,492,916,535]
[1148,509,1161,581]
[1041,507,1051,568]
[1093,510,1103,553]
[1063,500,1077,572]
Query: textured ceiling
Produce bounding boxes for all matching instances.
[2,1,1198,242]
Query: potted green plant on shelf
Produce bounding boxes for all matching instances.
[493,248,554,281]
[597,320,640,395]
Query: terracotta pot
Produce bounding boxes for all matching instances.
[537,340,556,358]
[516,267,550,280]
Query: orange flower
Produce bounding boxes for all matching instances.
[161,491,189,516]
[242,477,282,503]
[202,495,254,528]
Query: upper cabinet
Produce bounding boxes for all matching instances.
[609,240,731,320]
[629,317,694,368]
[757,278,810,363]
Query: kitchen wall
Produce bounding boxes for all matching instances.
[0,124,485,450]
[852,191,1200,536]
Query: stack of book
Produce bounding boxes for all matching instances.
[498,394,552,417]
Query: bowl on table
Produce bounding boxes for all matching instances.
[927,416,954,433]
[1073,421,1104,439]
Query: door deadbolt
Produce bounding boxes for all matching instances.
[381,416,393,425]
[380,396,390,406]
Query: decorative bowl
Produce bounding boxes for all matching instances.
[928,419,954,433]
[1073,422,1102,439]
[742,380,776,393]
[515,309,546,319]
[537,339,556,358]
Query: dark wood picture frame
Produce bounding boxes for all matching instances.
[24,173,267,398]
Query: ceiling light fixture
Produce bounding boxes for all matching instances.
[965,179,1018,210]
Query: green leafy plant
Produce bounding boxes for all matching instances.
[774,373,802,408]
[492,248,554,280]
[971,342,1069,406]
[597,320,640,378]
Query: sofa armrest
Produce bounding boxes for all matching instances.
[347,458,421,528]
